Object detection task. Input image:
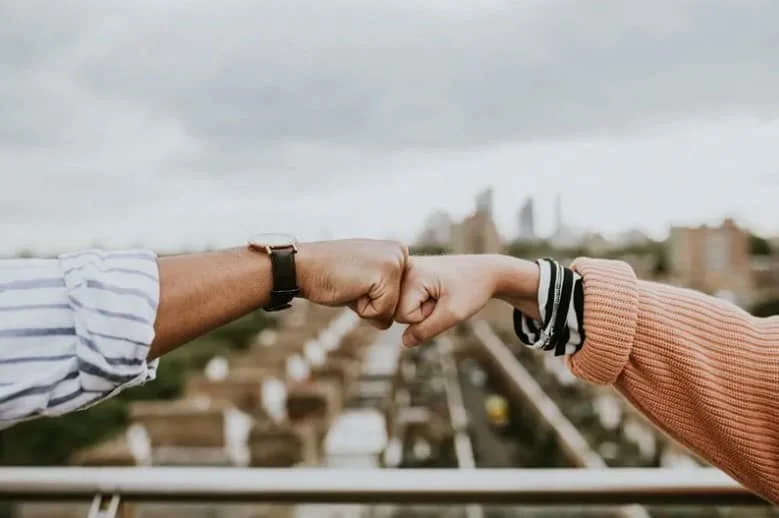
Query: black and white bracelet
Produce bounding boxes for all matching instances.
[513,258,585,357]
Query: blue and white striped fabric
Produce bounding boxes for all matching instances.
[0,249,160,428]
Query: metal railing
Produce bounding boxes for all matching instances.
[437,337,483,518]
[0,467,762,506]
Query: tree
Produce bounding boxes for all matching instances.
[505,239,555,259]
[751,298,779,317]
[749,233,772,256]
[653,249,669,276]
[409,244,449,256]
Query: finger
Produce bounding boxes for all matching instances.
[401,298,460,348]
[348,301,390,329]
[395,271,437,324]
[419,299,436,320]
[360,275,402,323]
[367,317,392,330]
[353,295,394,329]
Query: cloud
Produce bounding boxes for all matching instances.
[1,1,778,254]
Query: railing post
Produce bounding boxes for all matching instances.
[87,493,121,518]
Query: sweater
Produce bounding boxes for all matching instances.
[568,258,779,504]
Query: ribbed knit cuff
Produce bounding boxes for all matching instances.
[565,258,639,385]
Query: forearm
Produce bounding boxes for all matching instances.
[151,247,272,359]
[489,255,542,321]
[150,241,338,358]
[567,259,779,503]
[492,254,779,501]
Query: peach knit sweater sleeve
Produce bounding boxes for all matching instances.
[566,258,779,504]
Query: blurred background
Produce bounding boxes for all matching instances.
[1,1,779,517]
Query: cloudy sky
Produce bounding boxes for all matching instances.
[1,0,778,255]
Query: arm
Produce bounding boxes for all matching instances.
[151,247,273,359]
[397,254,779,503]
[153,239,407,357]
[565,258,779,504]
[0,239,405,426]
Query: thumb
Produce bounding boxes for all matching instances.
[401,298,460,348]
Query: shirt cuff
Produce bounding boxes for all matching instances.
[513,258,585,357]
[564,258,639,385]
[59,249,160,396]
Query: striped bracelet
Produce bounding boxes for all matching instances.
[513,258,585,357]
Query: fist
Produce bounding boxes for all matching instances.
[394,255,499,347]
[395,254,540,347]
[296,239,408,328]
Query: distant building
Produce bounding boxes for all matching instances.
[668,218,752,304]
[450,190,502,254]
[451,211,502,254]
[549,193,582,249]
[475,187,494,218]
[415,210,453,247]
[578,232,611,256]
[517,197,535,241]
[614,229,652,248]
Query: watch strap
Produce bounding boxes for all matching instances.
[264,246,300,312]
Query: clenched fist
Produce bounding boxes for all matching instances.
[296,239,408,328]
[395,254,540,347]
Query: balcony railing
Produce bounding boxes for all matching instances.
[0,467,762,509]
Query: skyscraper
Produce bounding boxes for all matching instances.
[517,197,535,241]
[554,192,563,235]
[550,192,580,248]
[415,210,453,247]
[475,187,494,217]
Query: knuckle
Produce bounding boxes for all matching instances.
[386,241,408,266]
[381,256,403,276]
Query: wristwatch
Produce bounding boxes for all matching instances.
[249,233,300,312]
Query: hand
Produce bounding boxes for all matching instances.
[395,254,539,347]
[296,239,408,328]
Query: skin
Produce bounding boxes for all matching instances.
[149,239,408,359]
[394,254,541,348]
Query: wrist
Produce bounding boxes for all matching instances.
[487,255,541,321]
[294,242,316,300]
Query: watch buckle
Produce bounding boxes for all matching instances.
[253,243,298,255]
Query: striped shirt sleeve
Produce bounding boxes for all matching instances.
[0,249,160,428]
[513,258,585,357]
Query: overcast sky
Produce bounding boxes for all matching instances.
[1,0,778,255]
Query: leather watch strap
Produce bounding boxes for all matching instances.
[265,246,299,311]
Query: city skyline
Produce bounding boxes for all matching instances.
[4,173,778,256]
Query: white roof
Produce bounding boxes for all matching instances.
[304,339,326,367]
[257,329,278,347]
[205,356,229,381]
[324,409,387,456]
[359,325,402,377]
[260,378,287,422]
[286,354,310,381]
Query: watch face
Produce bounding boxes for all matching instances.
[249,233,297,250]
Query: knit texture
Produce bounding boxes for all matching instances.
[567,258,779,504]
